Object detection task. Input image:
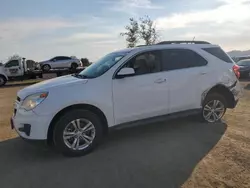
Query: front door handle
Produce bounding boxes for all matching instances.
[154,78,166,84]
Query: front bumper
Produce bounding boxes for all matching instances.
[11,108,52,140]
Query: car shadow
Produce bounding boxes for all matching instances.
[0,118,227,188]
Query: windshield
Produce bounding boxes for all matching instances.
[78,52,128,78]
[237,60,250,66]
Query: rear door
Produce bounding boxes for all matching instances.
[112,50,170,124]
[56,56,71,68]
[61,56,72,67]
[161,48,209,113]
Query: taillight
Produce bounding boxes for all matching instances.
[233,65,240,79]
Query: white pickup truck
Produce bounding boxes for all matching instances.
[0,58,42,86]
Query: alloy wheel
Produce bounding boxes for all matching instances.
[203,100,225,123]
[63,118,96,150]
[43,65,50,71]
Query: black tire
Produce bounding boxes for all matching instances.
[42,64,51,72]
[201,93,227,123]
[71,63,78,71]
[53,109,104,157]
[0,75,7,87]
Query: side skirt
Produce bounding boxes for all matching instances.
[110,109,202,131]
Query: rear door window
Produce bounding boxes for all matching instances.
[162,49,207,71]
[202,47,233,63]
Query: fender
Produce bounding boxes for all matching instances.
[201,82,237,107]
[0,69,8,80]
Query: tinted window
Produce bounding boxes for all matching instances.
[203,47,233,63]
[5,60,19,67]
[122,50,162,76]
[62,56,71,60]
[162,49,207,71]
[56,56,68,60]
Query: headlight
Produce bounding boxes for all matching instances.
[21,92,48,111]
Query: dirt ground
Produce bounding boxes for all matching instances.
[0,80,250,188]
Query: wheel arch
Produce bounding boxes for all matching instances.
[47,104,109,145]
[201,84,235,108]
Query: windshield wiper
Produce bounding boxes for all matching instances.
[71,73,90,79]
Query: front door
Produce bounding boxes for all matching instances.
[4,59,24,77]
[112,50,169,125]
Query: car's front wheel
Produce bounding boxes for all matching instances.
[0,75,7,87]
[202,93,227,123]
[53,109,104,157]
[42,64,51,72]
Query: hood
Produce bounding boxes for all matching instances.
[18,75,88,99]
[39,60,50,64]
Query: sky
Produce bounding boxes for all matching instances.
[0,0,250,62]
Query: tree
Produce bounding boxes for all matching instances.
[121,16,159,47]
[120,18,140,48]
[8,54,21,61]
[139,15,159,45]
[81,58,90,66]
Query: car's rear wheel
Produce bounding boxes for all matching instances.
[0,75,7,87]
[42,64,51,72]
[202,93,227,123]
[53,109,104,157]
[71,63,78,71]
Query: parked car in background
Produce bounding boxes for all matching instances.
[0,58,42,86]
[12,41,242,156]
[236,59,250,78]
[232,55,250,62]
[39,56,81,71]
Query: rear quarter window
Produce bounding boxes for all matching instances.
[202,47,233,63]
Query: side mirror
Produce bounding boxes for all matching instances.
[116,67,135,79]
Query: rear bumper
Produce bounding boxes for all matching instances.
[239,71,250,77]
[228,80,242,108]
[232,99,239,108]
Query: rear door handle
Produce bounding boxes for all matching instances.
[154,78,166,84]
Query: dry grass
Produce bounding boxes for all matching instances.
[182,81,250,188]
[0,80,250,187]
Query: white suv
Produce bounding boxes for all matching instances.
[11,41,242,156]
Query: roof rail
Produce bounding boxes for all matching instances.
[157,41,210,45]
